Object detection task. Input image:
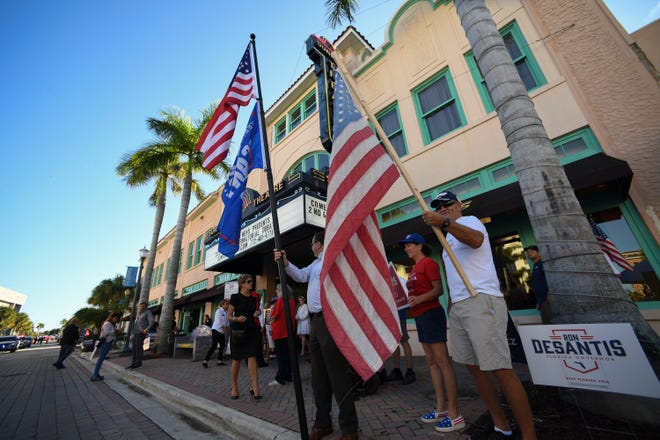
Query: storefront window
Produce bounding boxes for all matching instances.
[490,233,536,310]
[592,208,659,302]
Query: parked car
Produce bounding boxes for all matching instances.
[0,335,19,352]
[18,336,34,348]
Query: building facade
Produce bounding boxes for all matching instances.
[144,0,659,335]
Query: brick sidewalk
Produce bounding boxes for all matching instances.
[0,346,172,440]
[104,349,521,439]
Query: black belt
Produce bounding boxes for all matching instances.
[309,311,322,319]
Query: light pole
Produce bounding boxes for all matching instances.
[121,246,149,355]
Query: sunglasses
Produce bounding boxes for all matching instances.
[435,201,456,209]
[245,280,253,284]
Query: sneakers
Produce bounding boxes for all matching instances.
[402,369,416,384]
[268,380,284,387]
[385,368,403,382]
[90,376,104,382]
[434,415,466,433]
[420,409,448,423]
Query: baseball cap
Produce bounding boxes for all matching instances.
[430,191,462,209]
[398,233,427,246]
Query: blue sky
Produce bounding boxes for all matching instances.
[1,0,657,331]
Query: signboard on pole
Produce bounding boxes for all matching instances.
[518,323,660,398]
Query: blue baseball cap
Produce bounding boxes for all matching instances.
[430,191,461,209]
[398,233,427,246]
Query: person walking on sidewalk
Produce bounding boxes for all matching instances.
[525,245,552,324]
[228,274,262,400]
[268,283,296,387]
[53,317,79,369]
[398,233,463,433]
[203,299,229,368]
[274,232,359,440]
[423,191,536,439]
[128,302,154,370]
[92,313,118,381]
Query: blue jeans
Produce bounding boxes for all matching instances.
[55,345,75,366]
[93,340,112,378]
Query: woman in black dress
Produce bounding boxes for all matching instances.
[228,274,262,399]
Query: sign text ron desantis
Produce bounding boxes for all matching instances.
[518,323,660,399]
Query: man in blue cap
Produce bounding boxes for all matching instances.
[423,191,536,440]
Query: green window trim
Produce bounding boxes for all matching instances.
[412,67,467,144]
[186,242,194,270]
[193,235,203,266]
[465,20,547,113]
[273,90,317,144]
[286,151,330,176]
[378,127,602,228]
[376,102,409,157]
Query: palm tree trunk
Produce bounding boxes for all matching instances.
[454,0,658,352]
[139,183,167,304]
[156,164,194,355]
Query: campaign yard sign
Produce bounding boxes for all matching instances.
[518,323,660,399]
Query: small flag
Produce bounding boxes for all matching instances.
[197,44,257,170]
[320,71,401,381]
[588,215,633,271]
[217,102,265,258]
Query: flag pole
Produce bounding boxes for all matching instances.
[250,34,309,439]
[331,52,477,298]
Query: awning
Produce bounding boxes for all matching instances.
[380,153,633,247]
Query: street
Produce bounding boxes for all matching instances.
[0,344,228,440]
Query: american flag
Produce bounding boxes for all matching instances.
[196,44,257,170]
[320,71,401,381]
[588,215,633,271]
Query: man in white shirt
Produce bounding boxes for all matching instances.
[423,191,536,440]
[203,299,229,368]
[274,232,358,440]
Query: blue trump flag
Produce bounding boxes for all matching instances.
[217,102,265,258]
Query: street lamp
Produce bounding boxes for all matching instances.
[121,246,149,355]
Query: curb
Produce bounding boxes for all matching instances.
[74,352,298,440]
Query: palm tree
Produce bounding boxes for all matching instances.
[146,106,226,355]
[117,137,185,305]
[88,275,130,313]
[326,0,658,351]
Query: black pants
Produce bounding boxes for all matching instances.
[255,328,267,366]
[310,313,358,435]
[274,338,292,384]
[205,329,226,362]
[132,333,146,365]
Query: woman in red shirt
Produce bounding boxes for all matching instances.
[268,283,297,386]
[399,233,464,433]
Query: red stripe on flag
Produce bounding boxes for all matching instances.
[196,45,256,170]
[321,72,402,381]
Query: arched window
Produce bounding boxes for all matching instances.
[286,151,330,176]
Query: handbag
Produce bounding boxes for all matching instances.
[232,329,247,345]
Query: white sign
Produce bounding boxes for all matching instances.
[224,281,238,298]
[518,323,660,398]
[205,194,327,269]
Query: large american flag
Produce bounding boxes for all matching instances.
[196,44,257,170]
[588,215,633,271]
[320,71,401,381]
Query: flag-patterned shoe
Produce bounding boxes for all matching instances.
[420,409,448,424]
[434,415,466,432]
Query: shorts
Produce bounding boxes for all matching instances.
[450,293,511,371]
[414,306,447,344]
[398,308,410,342]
